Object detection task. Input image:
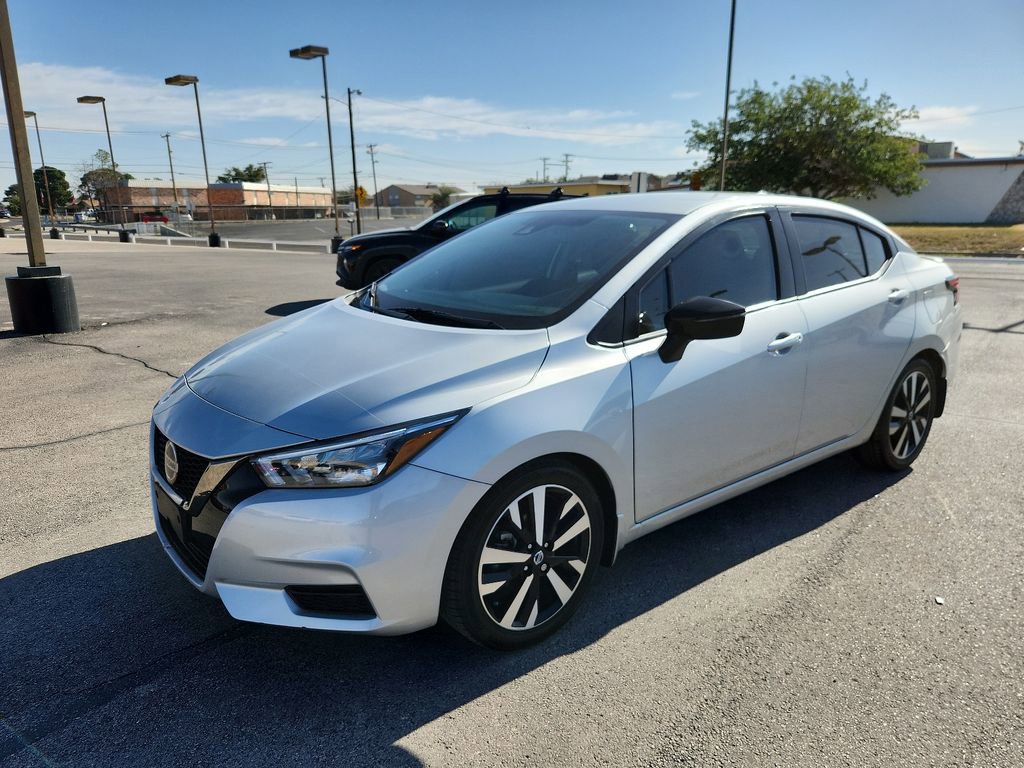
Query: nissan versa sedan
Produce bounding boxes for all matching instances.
[151,192,962,649]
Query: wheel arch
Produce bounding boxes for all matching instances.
[910,346,948,417]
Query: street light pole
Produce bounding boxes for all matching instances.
[347,87,362,234]
[719,0,737,191]
[24,111,53,221]
[76,96,124,229]
[289,45,342,248]
[165,74,218,246]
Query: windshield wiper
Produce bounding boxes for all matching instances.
[388,306,505,330]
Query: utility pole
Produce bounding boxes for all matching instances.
[719,0,737,191]
[161,133,179,207]
[561,153,573,182]
[366,143,381,220]
[294,176,299,215]
[346,87,362,234]
[541,157,551,182]
[260,161,273,218]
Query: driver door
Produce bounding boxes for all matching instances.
[627,212,808,521]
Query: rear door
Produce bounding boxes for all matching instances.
[627,209,809,521]
[781,211,916,453]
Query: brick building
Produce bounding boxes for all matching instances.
[96,179,336,222]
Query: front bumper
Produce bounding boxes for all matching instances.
[335,252,360,289]
[152,457,489,635]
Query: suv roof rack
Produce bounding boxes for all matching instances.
[547,187,564,200]
[499,186,510,196]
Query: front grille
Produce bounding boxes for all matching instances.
[159,511,212,579]
[154,428,209,501]
[285,585,376,618]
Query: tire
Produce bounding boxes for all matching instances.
[441,462,604,650]
[858,358,938,471]
[363,257,402,284]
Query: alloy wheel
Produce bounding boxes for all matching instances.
[889,370,932,460]
[477,484,592,631]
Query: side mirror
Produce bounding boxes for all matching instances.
[658,296,746,363]
[429,219,450,236]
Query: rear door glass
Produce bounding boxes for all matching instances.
[793,216,868,291]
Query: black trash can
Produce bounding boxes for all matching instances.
[50,227,61,239]
[118,229,131,243]
[330,235,344,254]
[5,266,81,334]
[208,232,221,248]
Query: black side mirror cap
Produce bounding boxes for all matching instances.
[658,296,746,363]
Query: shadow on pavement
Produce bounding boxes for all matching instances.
[0,453,907,767]
[264,299,333,317]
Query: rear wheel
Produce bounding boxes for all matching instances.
[441,463,603,650]
[858,359,937,471]
[363,257,402,284]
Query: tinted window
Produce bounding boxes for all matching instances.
[860,227,889,274]
[376,209,679,330]
[670,216,778,307]
[637,269,669,334]
[794,216,867,291]
[447,203,497,232]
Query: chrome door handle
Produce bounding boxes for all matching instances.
[767,332,803,355]
[888,288,911,304]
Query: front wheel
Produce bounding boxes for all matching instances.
[363,257,402,284]
[858,358,937,471]
[441,463,604,650]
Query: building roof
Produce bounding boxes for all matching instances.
[384,184,465,196]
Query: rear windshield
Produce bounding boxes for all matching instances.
[374,209,679,329]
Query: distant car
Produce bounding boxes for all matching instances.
[141,211,169,224]
[0,207,9,218]
[335,187,576,288]
[163,210,193,223]
[151,191,961,649]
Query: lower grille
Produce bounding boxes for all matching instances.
[159,512,212,579]
[285,585,376,618]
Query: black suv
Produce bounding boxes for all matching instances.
[335,187,572,289]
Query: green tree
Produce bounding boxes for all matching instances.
[430,185,458,211]
[77,149,132,205]
[32,166,73,213]
[688,76,924,199]
[3,184,21,215]
[216,164,266,183]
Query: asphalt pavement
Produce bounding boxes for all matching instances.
[1,241,1021,767]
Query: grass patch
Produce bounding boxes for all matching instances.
[891,224,1024,255]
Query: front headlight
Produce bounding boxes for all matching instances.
[250,412,465,489]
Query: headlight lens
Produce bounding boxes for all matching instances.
[251,412,464,489]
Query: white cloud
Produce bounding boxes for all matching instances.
[670,90,701,100]
[19,62,684,147]
[904,105,979,132]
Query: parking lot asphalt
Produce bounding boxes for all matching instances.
[1,241,1022,767]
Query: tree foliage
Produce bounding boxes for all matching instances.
[217,164,266,183]
[32,166,74,212]
[3,184,21,215]
[688,76,925,199]
[430,185,458,211]
[78,149,132,203]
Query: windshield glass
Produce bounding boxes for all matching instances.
[373,209,679,329]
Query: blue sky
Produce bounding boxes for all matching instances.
[3,0,1022,196]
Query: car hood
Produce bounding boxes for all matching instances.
[342,226,412,243]
[183,299,549,441]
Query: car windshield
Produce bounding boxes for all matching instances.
[371,209,679,329]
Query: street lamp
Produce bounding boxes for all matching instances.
[23,111,54,225]
[164,74,219,246]
[719,0,737,191]
[76,95,126,232]
[289,44,342,249]
[347,87,362,234]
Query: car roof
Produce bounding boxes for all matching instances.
[529,190,889,227]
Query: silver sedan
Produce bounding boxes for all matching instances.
[150,192,962,649]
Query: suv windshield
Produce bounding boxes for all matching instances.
[372,209,679,329]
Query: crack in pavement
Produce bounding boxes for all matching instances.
[0,421,149,452]
[37,335,179,379]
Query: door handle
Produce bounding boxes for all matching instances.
[766,332,803,355]
[888,288,911,304]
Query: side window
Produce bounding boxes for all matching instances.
[669,216,778,307]
[859,227,890,274]
[447,203,497,233]
[637,268,669,334]
[793,216,867,291]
